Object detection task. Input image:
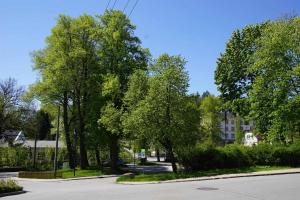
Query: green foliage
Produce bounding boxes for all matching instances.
[249,17,300,142]
[178,144,252,171]
[0,147,67,171]
[116,166,290,182]
[178,143,300,171]
[0,147,31,168]
[234,114,244,144]
[215,23,267,115]
[122,54,200,154]
[199,95,222,145]
[0,179,22,194]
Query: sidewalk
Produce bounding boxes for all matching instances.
[118,168,300,185]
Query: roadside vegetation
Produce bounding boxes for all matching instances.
[0,179,23,194]
[117,166,291,182]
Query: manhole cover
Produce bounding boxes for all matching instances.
[197,187,219,191]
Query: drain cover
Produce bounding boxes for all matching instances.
[197,187,219,191]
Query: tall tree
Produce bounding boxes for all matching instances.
[123,54,200,172]
[249,17,300,143]
[98,10,149,171]
[30,14,100,169]
[215,23,267,116]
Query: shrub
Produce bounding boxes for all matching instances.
[178,143,300,171]
[0,179,23,194]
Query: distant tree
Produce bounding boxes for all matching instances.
[36,110,52,140]
[234,114,244,144]
[199,95,222,145]
[0,78,24,134]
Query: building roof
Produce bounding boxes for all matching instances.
[23,140,65,148]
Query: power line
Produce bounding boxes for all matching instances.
[128,0,139,17]
[123,0,130,12]
[112,0,118,10]
[105,0,112,11]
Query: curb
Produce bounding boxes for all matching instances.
[61,175,119,181]
[117,169,300,185]
[14,175,119,182]
[0,190,26,198]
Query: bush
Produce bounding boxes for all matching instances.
[0,179,23,194]
[178,143,300,171]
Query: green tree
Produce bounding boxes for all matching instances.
[215,23,267,116]
[249,17,300,143]
[98,10,149,171]
[199,95,222,145]
[0,78,25,134]
[36,110,52,140]
[30,14,100,169]
[123,54,200,172]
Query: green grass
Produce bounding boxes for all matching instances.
[59,169,104,179]
[116,166,292,182]
[0,179,23,194]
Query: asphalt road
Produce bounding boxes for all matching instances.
[0,172,18,179]
[3,174,300,200]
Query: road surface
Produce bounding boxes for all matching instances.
[0,172,18,179]
[3,174,300,200]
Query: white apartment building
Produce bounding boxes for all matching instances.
[220,112,255,143]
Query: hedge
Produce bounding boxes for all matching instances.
[178,143,300,171]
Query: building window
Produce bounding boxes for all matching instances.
[231,120,234,125]
[231,127,234,131]
[231,134,235,139]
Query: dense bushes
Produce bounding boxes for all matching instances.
[0,147,68,171]
[0,147,31,168]
[0,179,23,194]
[178,143,300,171]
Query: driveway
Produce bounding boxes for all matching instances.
[3,173,300,200]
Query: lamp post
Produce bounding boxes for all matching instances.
[73,128,77,177]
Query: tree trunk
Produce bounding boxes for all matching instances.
[167,147,177,173]
[95,146,101,169]
[109,135,119,172]
[63,92,75,169]
[76,95,89,169]
[156,149,160,162]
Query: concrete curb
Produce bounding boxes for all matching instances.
[14,175,119,182]
[61,175,119,181]
[117,169,300,185]
[0,190,26,197]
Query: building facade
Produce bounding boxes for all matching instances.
[220,112,255,143]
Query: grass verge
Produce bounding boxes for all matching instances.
[59,169,104,179]
[116,166,291,182]
[0,179,23,194]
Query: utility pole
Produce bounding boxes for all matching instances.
[224,110,227,144]
[33,131,38,170]
[73,128,77,177]
[54,106,60,178]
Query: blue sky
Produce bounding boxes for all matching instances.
[0,0,299,94]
